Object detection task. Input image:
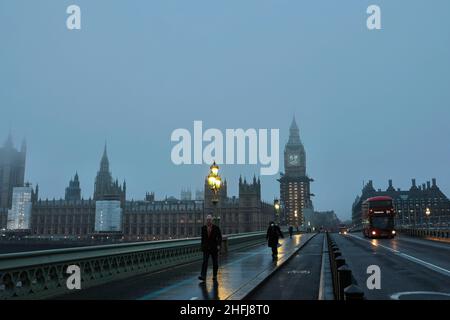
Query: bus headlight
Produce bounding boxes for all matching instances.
[371,231,376,236]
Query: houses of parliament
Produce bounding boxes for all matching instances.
[0,133,274,240]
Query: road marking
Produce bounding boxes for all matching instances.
[348,234,450,278]
[318,235,326,300]
[286,270,310,274]
[390,291,450,300]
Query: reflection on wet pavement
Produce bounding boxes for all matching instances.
[138,233,313,300]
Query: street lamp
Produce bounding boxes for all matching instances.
[207,161,222,225]
[274,199,280,225]
[294,210,298,230]
[425,207,431,230]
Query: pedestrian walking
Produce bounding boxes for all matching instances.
[266,221,283,260]
[198,214,222,282]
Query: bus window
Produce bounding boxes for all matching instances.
[371,216,394,229]
[369,200,392,208]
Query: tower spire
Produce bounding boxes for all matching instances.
[100,141,109,172]
[103,141,108,158]
[4,129,13,148]
[288,115,301,144]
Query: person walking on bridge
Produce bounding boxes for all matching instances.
[266,221,284,260]
[288,225,294,238]
[199,214,222,282]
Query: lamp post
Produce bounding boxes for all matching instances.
[294,210,298,230]
[425,207,431,230]
[274,199,280,225]
[207,161,222,226]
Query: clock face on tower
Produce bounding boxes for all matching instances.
[288,153,299,166]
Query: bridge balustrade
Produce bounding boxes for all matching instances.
[0,231,266,300]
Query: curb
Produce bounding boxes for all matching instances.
[225,232,319,300]
[318,232,334,300]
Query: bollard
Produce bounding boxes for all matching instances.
[335,256,345,269]
[337,264,352,300]
[334,256,346,298]
[330,249,342,271]
[221,236,228,254]
[344,284,364,300]
[332,249,341,260]
[331,249,341,277]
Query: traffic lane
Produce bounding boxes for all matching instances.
[57,234,312,300]
[348,233,450,276]
[372,234,450,271]
[333,234,450,300]
[246,233,323,300]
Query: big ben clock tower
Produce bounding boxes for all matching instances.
[278,116,313,227]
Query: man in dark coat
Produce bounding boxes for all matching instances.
[266,221,283,260]
[199,214,222,282]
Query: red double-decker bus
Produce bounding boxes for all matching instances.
[362,196,396,238]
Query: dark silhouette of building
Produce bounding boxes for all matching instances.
[65,173,81,201]
[180,188,192,201]
[278,117,313,227]
[23,144,273,241]
[0,132,26,209]
[145,192,155,202]
[237,176,264,232]
[30,174,273,240]
[352,179,450,227]
[93,144,126,205]
[0,207,7,229]
[312,211,341,231]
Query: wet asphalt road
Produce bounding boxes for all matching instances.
[332,233,450,300]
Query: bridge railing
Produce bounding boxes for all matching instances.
[398,228,450,239]
[0,231,266,300]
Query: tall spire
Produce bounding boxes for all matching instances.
[288,115,301,144]
[4,130,13,148]
[100,141,109,172]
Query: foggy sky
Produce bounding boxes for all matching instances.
[1,0,450,221]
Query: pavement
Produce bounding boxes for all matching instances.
[245,233,324,300]
[332,232,450,300]
[57,232,316,300]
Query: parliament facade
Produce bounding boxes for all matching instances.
[0,136,274,240]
